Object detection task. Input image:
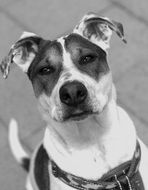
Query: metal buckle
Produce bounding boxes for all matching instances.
[114,175,122,190]
[123,170,132,190]
[52,163,59,177]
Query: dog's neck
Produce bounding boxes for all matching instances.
[43,98,136,179]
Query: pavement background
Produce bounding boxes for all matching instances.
[0,0,148,189]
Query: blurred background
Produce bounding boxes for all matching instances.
[0,0,148,189]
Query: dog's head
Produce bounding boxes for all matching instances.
[0,13,126,122]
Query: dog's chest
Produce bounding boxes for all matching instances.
[44,125,135,184]
[59,146,110,176]
[49,147,110,190]
[47,142,131,181]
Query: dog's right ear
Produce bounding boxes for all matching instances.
[0,32,44,79]
[73,13,127,51]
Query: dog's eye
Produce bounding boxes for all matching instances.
[38,66,54,75]
[80,55,96,65]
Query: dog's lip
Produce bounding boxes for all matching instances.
[64,110,94,121]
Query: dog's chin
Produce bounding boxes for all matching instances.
[51,103,106,123]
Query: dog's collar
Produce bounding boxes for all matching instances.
[51,141,143,190]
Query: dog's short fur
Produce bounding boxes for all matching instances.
[1,13,148,190]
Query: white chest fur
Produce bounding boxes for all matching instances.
[43,100,137,190]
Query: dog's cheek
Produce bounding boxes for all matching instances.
[50,84,65,121]
[31,74,64,121]
[31,76,55,98]
[94,93,108,113]
[88,73,112,113]
[50,99,64,122]
[96,74,112,109]
[38,90,64,122]
[37,93,53,121]
[86,84,104,113]
[101,73,112,99]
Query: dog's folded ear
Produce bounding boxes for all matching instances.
[73,13,127,51]
[0,32,44,79]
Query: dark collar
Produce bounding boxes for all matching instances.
[51,141,142,190]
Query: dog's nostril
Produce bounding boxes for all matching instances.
[59,81,87,106]
[62,93,71,103]
[77,89,86,100]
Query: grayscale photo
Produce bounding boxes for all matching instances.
[0,0,148,189]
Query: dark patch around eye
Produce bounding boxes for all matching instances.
[64,33,110,80]
[79,54,97,65]
[28,40,63,97]
[38,65,55,76]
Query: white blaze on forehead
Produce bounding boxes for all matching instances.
[57,37,74,68]
[57,37,82,80]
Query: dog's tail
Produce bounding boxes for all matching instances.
[9,119,30,172]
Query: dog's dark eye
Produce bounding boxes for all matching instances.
[38,66,54,75]
[80,55,97,65]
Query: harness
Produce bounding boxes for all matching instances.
[31,141,144,190]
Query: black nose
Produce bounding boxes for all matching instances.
[59,81,88,106]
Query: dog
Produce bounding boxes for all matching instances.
[1,13,148,190]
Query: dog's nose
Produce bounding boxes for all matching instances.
[59,81,87,106]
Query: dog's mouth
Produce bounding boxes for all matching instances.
[63,110,95,121]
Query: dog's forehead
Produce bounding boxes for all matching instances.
[42,40,63,62]
[57,33,106,55]
[37,33,107,66]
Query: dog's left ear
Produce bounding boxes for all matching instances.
[73,13,127,51]
[0,32,44,79]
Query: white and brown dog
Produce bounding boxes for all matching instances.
[1,13,148,190]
